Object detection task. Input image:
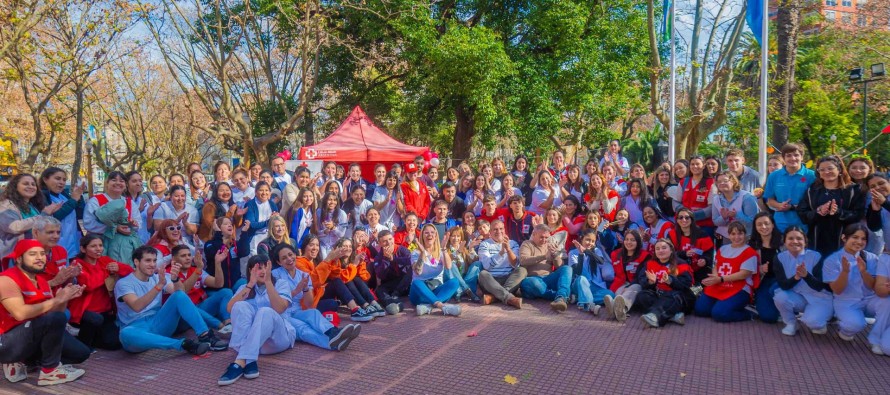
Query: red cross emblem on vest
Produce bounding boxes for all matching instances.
[718,262,733,276]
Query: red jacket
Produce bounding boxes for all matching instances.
[400,181,431,219]
[67,256,133,324]
[610,249,650,292]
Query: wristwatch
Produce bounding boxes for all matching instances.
[171,276,180,283]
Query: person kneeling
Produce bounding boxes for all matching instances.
[115,246,228,356]
[694,222,757,322]
[0,240,87,386]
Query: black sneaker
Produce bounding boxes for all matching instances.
[338,324,361,351]
[199,330,229,351]
[327,325,355,351]
[182,338,211,355]
[350,307,374,322]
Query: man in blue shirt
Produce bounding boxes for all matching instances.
[763,143,816,232]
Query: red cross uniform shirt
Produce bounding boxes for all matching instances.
[704,244,758,301]
[644,259,694,292]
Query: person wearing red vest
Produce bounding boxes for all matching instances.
[400,163,431,222]
[67,235,134,350]
[0,239,87,386]
[637,238,696,328]
[30,216,80,289]
[674,156,717,235]
[694,222,758,322]
[167,244,233,334]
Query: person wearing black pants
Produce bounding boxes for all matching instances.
[76,311,122,350]
[637,239,696,328]
[0,239,88,386]
[372,231,412,311]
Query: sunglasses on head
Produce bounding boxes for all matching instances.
[167,225,182,232]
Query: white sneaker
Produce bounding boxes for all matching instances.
[3,362,27,383]
[38,364,84,386]
[839,332,855,342]
[613,295,627,323]
[65,324,80,337]
[781,323,797,336]
[591,304,601,315]
[218,323,233,335]
[871,344,885,356]
[810,325,828,335]
[641,313,659,328]
[669,312,685,325]
[416,304,432,316]
[442,304,462,317]
[866,317,876,325]
[603,295,614,319]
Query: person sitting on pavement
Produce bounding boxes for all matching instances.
[771,227,833,337]
[371,230,413,314]
[297,237,375,322]
[271,244,362,352]
[822,224,880,343]
[0,239,87,386]
[638,238,695,328]
[694,221,758,322]
[476,219,525,308]
[603,229,649,322]
[568,229,615,314]
[409,224,462,316]
[167,244,234,335]
[67,234,133,350]
[114,245,228,355]
[519,224,573,313]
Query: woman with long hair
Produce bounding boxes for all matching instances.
[711,171,759,247]
[637,238,695,328]
[146,219,191,266]
[0,173,57,257]
[188,170,211,207]
[649,167,676,217]
[847,156,883,255]
[584,172,619,222]
[694,222,758,322]
[560,165,587,201]
[797,156,865,256]
[203,216,246,291]
[674,207,715,285]
[240,182,280,257]
[466,174,495,216]
[123,171,153,243]
[39,167,85,257]
[83,171,142,264]
[674,155,716,236]
[258,215,296,258]
[748,212,783,323]
[673,159,690,183]
[286,187,317,248]
[619,178,654,229]
[604,229,650,322]
[409,224,462,316]
[371,171,404,230]
[198,182,246,242]
[530,170,562,216]
[822,224,880,344]
[442,226,481,302]
[212,161,232,187]
[641,205,676,252]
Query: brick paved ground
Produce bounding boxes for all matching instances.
[3,300,889,395]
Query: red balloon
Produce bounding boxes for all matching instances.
[423,151,433,161]
[431,152,439,159]
[423,162,431,172]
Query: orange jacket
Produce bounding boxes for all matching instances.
[295,256,334,310]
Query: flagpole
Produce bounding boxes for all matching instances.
[668,1,676,164]
[758,0,768,184]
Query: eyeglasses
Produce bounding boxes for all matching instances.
[676,216,692,220]
[166,225,182,232]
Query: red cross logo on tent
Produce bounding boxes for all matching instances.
[306,148,318,159]
[718,262,733,276]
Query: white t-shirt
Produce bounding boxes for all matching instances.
[153,201,199,225]
[529,187,562,215]
[371,187,401,229]
[114,273,173,326]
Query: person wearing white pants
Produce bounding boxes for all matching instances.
[822,224,879,342]
[218,256,296,386]
[271,244,361,350]
[868,253,890,356]
[770,227,833,336]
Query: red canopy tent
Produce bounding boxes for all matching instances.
[298,106,429,181]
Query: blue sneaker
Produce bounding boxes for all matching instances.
[218,363,243,386]
[244,361,259,379]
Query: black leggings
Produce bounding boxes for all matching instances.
[77,311,122,350]
[376,274,411,305]
[320,278,356,310]
[0,312,66,368]
[345,278,376,306]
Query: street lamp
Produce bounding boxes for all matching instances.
[849,63,885,151]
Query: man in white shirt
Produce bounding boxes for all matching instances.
[476,220,526,308]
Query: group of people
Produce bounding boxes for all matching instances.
[1,140,890,387]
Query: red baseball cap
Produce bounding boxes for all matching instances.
[322,311,340,327]
[405,163,418,173]
[2,239,44,270]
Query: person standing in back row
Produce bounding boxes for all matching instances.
[763,143,815,233]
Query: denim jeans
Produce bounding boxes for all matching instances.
[345,278,376,306]
[754,277,780,323]
[119,291,210,353]
[445,262,480,294]
[694,291,752,322]
[0,311,66,368]
[573,276,615,305]
[519,265,572,301]
[197,288,233,328]
[409,278,461,306]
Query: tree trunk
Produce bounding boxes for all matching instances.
[71,86,85,187]
[304,110,315,146]
[773,0,802,149]
[453,103,475,165]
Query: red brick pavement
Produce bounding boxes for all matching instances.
[2,301,889,395]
